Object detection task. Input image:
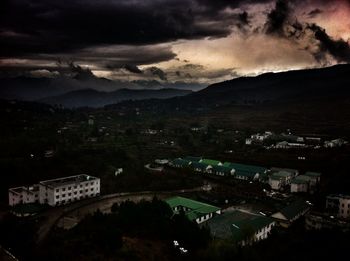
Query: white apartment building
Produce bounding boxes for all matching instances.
[326,194,350,219]
[8,185,40,206]
[9,174,100,207]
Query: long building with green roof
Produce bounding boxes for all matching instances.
[169,158,192,168]
[223,162,267,181]
[191,161,212,173]
[165,196,221,224]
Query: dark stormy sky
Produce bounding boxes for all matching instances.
[1,0,350,84]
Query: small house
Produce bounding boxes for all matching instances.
[269,170,294,190]
[290,175,311,193]
[271,200,310,227]
[304,172,321,187]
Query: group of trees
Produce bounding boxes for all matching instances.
[36,198,211,260]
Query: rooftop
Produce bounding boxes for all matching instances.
[223,162,267,174]
[165,196,220,221]
[278,200,310,220]
[171,158,192,167]
[39,174,98,188]
[9,185,39,194]
[200,159,222,166]
[207,210,274,241]
[192,161,210,170]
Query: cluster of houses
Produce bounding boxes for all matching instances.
[269,168,321,194]
[245,131,274,145]
[165,196,311,246]
[169,156,321,193]
[245,130,348,150]
[324,138,348,148]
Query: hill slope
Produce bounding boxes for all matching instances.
[185,64,350,107]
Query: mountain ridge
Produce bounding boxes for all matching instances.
[39,88,192,108]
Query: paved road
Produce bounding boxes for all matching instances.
[0,245,18,261]
[37,186,205,243]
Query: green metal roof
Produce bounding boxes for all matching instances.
[165,196,220,221]
[171,158,191,167]
[304,171,321,177]
[200,159,222,166]
[191,161,210,171]
[223,162,267,174]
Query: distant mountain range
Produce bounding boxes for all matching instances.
[40,88,192,108]
[0,74,204,105]
[2,64,350,109]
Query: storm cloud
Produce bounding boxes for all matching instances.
[1,0,349,84]
[0,0,238,57]
[308,24,350,63]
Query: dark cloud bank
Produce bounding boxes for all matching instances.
[0,0,350,80]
